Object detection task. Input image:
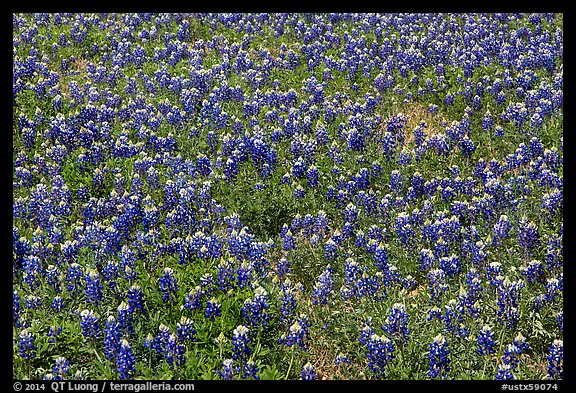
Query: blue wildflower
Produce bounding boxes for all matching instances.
[547,340,563,380]
[428,334,450,379]
[18,329,36,360]
[79,309,100,340]
[158,267,179,303]
[117,339,135,379]
[204,297,222,322]
[301,362,317,380]
[477,325,496,356]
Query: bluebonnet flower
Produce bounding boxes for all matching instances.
[443,299,468,338]
[495,363,515,380]
[85,268,103,306]
[280,278,301,325]
[547,340,563,380]
[18,329,36,360]
[365,333,395,377]
[344,202,359,223]
[281,172,292,185]
[354,229,368,248]
[184,286,204,311]
[237,260,254,289]
[497,277,524,330]
[501,343,522,371]
[46,326,62,343]
[232,325,251,362]
[158,267,179,303]
[22,255,42,291]
[45,264,62,293]
[80,309,100,340]
[276,257,291,277]
[215,258,236,292]
[439,254,461,277]
[52,296,65,312]
[418,249,436,272]
[518,218,540,256]
[486,262,503,287]
[127,284,146,314]
[557,311,563,331]
[382,303,410,343]
[545,236,562,271]
[312,265,334,305]
[477,325,496,356]
[103,260,119,291]
[117,339,135,379]
[428,268,449,305]
[428,334,450,379]
[514,333,530,353]
[500,333,530,374]
[279,314,311,350]
[176,316,196,342]
[301,362,317,380]
[281,227,296,251]
[531,294,547,313]
[460,136,475,157]
[494,125,504,137]
[242,286,270,328]
[482,110,494,131]
[151,323,185,369]
[52,356,70,380]
[104,316,121,361]
[294,185,305,199]
[324,238,338,262]
[381,131,397,159]
[335,353,351,365]
[492,215,511,247]
[545,276,562,302]
[341,257,364,299]
[204,297,222,322]
[164,333,185,369]
[12,290,21,327]
[306,165,319,188]
[149,324,169,353]
[462,269,483,318]
[542,188,562,217]
[224,156,239,182]
[445,92,454,106]
[520,260,545,284]
[117,302,133,336]
[389,170,403,192]
[241,359,259,379]
[217,359,238,380]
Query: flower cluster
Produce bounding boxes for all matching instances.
[242,286,270,328]
[301,362,317,380]
[365,334,396,377]
[547,340,563,380]
[279,314,311,350]
[12,12,562,380]
[428,334,450,379]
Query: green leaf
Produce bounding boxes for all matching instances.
[260,365,282,380]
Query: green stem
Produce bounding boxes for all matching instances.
[285,347,295,380]
[93,346,103,363]
[494,326,507,375]
[481,353,489,379]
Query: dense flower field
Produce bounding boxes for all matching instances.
[13,13,563,380]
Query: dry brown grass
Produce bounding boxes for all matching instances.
[58,57,90,101]
[305,301,354,380]
[379,100,446,147]
[73,57,89,71]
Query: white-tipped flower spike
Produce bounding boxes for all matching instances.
[233,324,250,337]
